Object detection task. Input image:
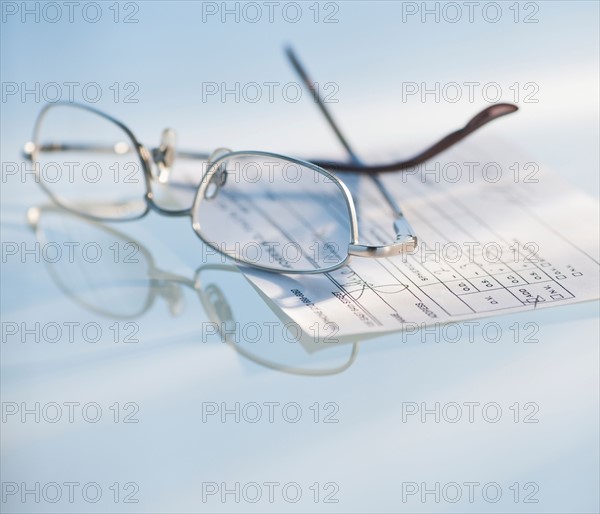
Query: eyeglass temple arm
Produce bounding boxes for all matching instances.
[24,105,517,172]
[285,46,360,164]
[23,142,210,161]
[285,45,419,255]
[310,103,518,173]
[285,46,518,173]
[22,143,207,194]
[23,99,517,172]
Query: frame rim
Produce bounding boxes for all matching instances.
[30,101,153,223]
[190,150,360,274]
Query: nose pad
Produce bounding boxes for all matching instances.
[156,281,185,316]
[205,167,228,200]
[204,147,232,200]
[153,128,176,184]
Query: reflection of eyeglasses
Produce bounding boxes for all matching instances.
[28,205,359,376]
[24,47,517,274]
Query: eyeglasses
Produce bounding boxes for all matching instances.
[24,48,517,274]
[24,101,408,274]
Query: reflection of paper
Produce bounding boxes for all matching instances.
[238,138,599,340]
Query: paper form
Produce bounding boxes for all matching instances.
[232,136,600,340]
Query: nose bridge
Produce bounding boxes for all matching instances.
[144,128,197,216]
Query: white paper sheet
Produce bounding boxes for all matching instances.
[230,136,600,341]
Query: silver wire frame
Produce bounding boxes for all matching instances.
[25,101,418,274]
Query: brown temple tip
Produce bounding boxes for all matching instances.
[466,103,519,130]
